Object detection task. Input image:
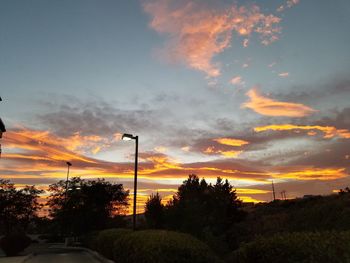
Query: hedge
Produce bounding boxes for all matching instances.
[0,233,31,257]
[112,230,222,263]
[228,231,350,263]
[80,231,99,250]
[96,228,132,259]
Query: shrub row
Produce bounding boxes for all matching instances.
[82,228,222,263]
[0,233,31,256]
[228,231,350,263]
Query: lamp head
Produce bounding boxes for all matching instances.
[66,161,72,166]
[122,133,135,141]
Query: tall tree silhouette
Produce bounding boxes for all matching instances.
[145,192,164,228]
[0,180,43,234]
[165,175,243,238]
[47,177,129,236]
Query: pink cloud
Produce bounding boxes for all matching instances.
[243,38,249,48]
[230,76,245,86]
[277,0,300,12]
[143,0,282,77]
[279,72,289,77]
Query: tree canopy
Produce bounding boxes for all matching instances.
[145,192,164,229]
[47,177,129,235]
[0,180,43,235]
[145,174,244,243]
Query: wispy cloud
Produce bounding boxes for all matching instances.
[271,168,347,181]
[143,0,282,76]
[254,124,350,139]
[242,87,316,117]
[279,72,289,78]
[230,76,245,86]
[277,0,300,12]
[203,146,242,158]
[214,137,249,147]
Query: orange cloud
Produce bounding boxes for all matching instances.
[242,88,316,117]
[271,168,347,181]
[204,146,242,158]
[143,0,282,76]
[236,188,271,195]
[214,138,249,147]
[2,127,348,215]
[239,196,265,203]
[254,124,350,139]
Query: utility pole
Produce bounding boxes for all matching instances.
[271,180,276,201]
[280,190,287,200]
[0,97,6,159]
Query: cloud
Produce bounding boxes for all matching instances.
[214,137,249,147]
[254,124,350,139]
[38,103,160,139]
[230,76,245,86]
[2,126,349,211]
[277,0,300,12]
[143,0,282,76]
[242,87,316,117]
[271,167,347,181]
[203,147,242,158]
[279,72,289,78]
[243,38,249,48]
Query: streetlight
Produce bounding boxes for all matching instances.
[122,133,138,231]
[65,161,72,200]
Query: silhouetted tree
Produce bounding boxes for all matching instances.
[165,175,243,239]
[0,180,43,234]
[145,192,164,228]
[47,177,129,236]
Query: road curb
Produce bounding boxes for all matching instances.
[21,253,35,263]
[19,245,113,263]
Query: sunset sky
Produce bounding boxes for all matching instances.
[0,0,349,212]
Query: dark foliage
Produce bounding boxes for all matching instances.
[112,230,222,263]
[0,180,43,235]
[0,232,31,256]
[96,228,132,259]
[162,175,244,252]
[232,193,350,245]
[80,231,99,250]
[47,177,129,236]
[145,192,164,229]
[228,231,350,263]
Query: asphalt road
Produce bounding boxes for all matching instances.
[24,248,105,263]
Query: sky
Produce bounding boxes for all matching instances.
[0,0,349,213]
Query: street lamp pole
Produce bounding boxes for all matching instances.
[133,136,138,231]
[65,162,72,201]
[122,133,139,231]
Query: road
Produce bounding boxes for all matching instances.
[24,247,106,263]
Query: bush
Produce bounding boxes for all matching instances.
[228,231,350,263]
[80,231,99,250]
[113,230,222,263]
[0,233,31,256]
[96,228,131,259]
